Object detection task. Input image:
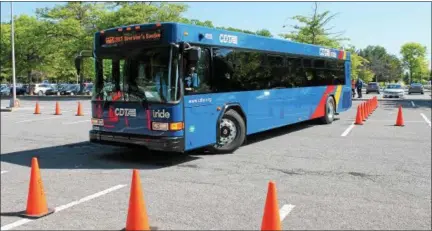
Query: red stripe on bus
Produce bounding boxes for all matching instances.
[146,109,151,130]
[310,85,336,119]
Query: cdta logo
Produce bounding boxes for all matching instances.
[219,34,238,45]
[114,108,137,117]
[152,109,170,119]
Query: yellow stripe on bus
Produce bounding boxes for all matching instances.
[334,85,343,107]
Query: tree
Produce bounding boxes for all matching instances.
[279,2,348,48]
[346,46,372,82]
[358,45,393,82]
[0,16,53,84]
[386,54,404,83]
[256,29,273,37]
[400,42,428,84]
[0,22,12,83]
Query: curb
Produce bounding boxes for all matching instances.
[0,107,15,112]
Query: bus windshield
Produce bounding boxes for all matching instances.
[94,46,180,103]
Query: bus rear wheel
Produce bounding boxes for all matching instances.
[320,96,335,124]
[209,109,246,154]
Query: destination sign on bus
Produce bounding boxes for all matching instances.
[103,29,162,46]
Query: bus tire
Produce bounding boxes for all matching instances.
[320,96,335,124]
[209,109,246,154]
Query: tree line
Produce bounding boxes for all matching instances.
[0,2,430,85]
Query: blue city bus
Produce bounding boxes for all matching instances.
[77,22,352,154]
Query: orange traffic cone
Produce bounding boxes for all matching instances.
[395,105,404,126]
[124,170,150,231]
[261,181,282,231]
[368,100,372,115]
[34,102,41,114]
[361,103,367,121]
[354,105,363,125]
[76,102,84,116]
[22,157,54,218]
[54,102,61,115]
[374,97,377,110]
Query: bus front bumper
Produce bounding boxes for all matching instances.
[89,130,184,152]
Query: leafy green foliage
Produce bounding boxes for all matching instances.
[358,45,404,83]
[400,42,429,83]
[0,1,428,87]
[279,2,348,48]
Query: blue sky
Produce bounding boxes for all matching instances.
[1,1,431,67]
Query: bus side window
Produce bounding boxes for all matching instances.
[185,47,211,94]
[212,48,236,92]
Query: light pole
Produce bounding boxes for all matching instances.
[9,2,17,108]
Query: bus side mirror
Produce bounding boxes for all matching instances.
[74,56,82,76]
[187,47,201,61]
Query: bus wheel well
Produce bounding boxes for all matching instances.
[329,95,336,113]
[225,105,247,131]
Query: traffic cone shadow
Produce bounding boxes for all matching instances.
[395,105,405,126]
[54,102,61,115]
[34,102,41,115]
[20,157,55,219]
[261,181,282,231]
[123,170,152,231]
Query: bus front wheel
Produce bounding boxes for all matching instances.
[210,109,246,154]
[320,96,335,124]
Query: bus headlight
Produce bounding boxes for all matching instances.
[151,122,184,131]
[152,122,169,131]
[91,118,104,126]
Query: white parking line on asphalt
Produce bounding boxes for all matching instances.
[62,120,90,125]
[341,123,355,137]
[1,171,8,174]
[0,184,127,231]
[343,119,426,123]
[411,101,416,107]
[15,116,64,124]
[279,204,296,221]
[420,113,431,127]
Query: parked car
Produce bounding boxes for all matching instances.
[383,84,405,98]
[366,82,380,94]
[31,83,53,96]
[45,84,60,95]
[83,83,93,95]
[60,84,80,95]
[0,86,10,96]
[408,83,424,94]
[10,86,27,95]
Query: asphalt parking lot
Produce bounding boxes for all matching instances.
[1,96,431,230]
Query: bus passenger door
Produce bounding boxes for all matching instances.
[183,96,218,150]
[183,47,218,151]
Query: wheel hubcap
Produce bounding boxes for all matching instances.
[217,118,237,146]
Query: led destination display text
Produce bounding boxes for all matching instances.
[103,30,162,45]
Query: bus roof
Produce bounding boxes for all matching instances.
[97,22,351,61]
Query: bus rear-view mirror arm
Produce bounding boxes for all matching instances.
[74,50,94,77]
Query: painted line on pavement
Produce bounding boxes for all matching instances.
[343,119,425,123]
[420,113,431,127]
[279,204,296,221]
[15,116,65,124]
[411,101,416,107]
[63,120,90,125]
[341,123,355,137]
[0,184,127,230]
[1,171,8,174]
